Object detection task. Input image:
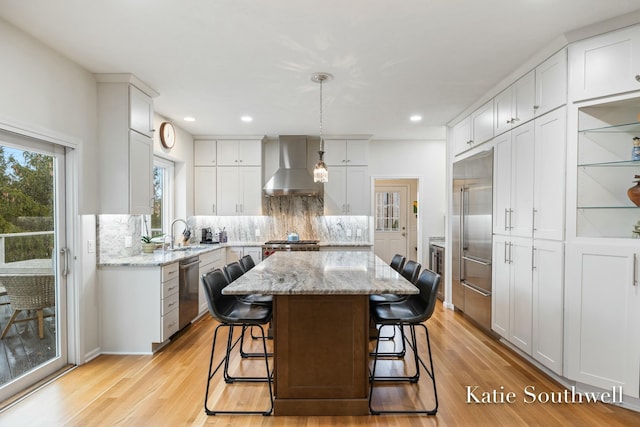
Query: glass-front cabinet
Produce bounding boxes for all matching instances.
[577,98,640,238]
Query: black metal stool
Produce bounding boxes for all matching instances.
[369,268,440,415]
[201,268,273,416]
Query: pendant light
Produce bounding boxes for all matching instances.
[311,72,333,183]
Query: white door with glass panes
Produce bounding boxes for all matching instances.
[374,186,408,264]
[0,132,71,403]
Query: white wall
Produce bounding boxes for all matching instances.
[0,18,98,214]
[369,133,447,268]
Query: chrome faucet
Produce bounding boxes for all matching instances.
[170,218,188,249]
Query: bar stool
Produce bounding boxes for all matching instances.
[239,254,256,272]
[369,260,421,357]
[369,268,440,415]
[389,254,406,272]
[201,269,273,416]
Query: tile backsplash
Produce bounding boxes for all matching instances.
[97,196,371,261]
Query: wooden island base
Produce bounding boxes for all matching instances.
[273,295,370,416]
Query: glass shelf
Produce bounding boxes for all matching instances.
[580,121,640,134]
[578,160,640,167]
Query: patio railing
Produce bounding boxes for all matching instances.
[0,231,55,266]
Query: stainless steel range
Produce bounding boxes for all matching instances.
[262,240,320,258]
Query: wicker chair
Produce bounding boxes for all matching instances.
[0,274,55,339]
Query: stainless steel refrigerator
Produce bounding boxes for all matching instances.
[452,148,493,332]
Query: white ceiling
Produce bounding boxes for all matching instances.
[2,0,640,140]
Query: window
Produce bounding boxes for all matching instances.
[149,157,174,238]
[375,191,400,231]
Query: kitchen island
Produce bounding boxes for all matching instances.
[222,251,418,416]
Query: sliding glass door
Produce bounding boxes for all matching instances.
[0,131,69,401]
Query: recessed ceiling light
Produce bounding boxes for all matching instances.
[241,115,253,122]
[410,115,423,122]
[184,116,196,122]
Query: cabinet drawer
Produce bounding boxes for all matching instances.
[162,276,179,298]
[162,262,179,282]
[199,250,219,266]
[161,308,179,341]
[162,292,179,316]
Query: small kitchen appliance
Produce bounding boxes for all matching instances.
[201,227,217,244]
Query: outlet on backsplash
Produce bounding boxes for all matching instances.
[347,229,352,237]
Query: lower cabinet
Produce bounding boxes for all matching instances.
[492,235,533,354]
[531,239,564,374]
[492,236,564,374]
[565,241,640,398]
[198,249,225,314]
[99,262,179,354]
[226,246,262,264]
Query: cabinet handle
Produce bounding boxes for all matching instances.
[467,140,473,145]
[509,209,514,230]
[513,117,520,122]
[506,119,512,124]
[342,159,347,163]
[508,242,513,264]
[634,253,638,287]
[532,247,536,270]
[212,203,216,214]
[532,208,538,232]
[168,302,176,308]
[635,75,640,82]
[168,286,176,292]
[533,105,540,110]
[504,209,509,231]
[504,241,509,264]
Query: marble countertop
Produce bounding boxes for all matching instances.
[318,241,373,247]
[98,244,226,267]
[223,251,419,295]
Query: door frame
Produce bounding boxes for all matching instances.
[0,116,80,400]
[371,176,421,268]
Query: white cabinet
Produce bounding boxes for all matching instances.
[324,166,370,215]
[97,80,156,214]
[323,139,370,215]
[216,166,262,215]
[569,25,640,102]
[194,140,217,215]
[493,122,535,237]
[492,235,533,354]
[324,139,369,166]
[453,100,494,156]
[217,139,262,166]
[194,167,217,215]
[531,239,564,374]
[534,49,567,117]
[129,130,154,214]
[99,262,179,354]
[532,107,566,241]
[198,249,225,314]
[494,70,536,136]
[226,246,262,264]
[565,241,640,398]
[215,138,263,216]
[129,85,154,137]
[194,140,217,166]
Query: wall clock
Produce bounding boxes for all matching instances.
[159,121,175,149]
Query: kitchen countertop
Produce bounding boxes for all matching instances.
[223,251,418,295]
[98,244,226,267]
[318,241,373,247]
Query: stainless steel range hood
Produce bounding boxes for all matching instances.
[263,135,322,196]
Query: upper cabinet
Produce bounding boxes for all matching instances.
[194,140,217,166]
[535,49,567,117]
[570,25,640,102]
[494,71,536,136]
[96,75,158,214]
[323,139,370,215]
[453,100,494,156]
[129,85,154,137]
[324,139,369,166]
[217,139,262,166]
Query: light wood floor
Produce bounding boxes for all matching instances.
[0,301,639,426]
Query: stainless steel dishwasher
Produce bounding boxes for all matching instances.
[179,255,200,330]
